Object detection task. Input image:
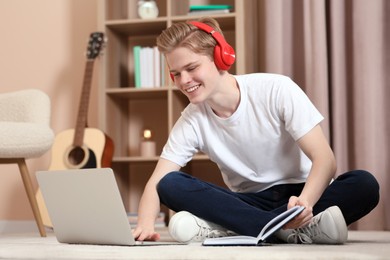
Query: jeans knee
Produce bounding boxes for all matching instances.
[157,171,192,200]
[363,170,380,205]
[157,171,180,196]
[347,170,380,206]
[356,170,379,190]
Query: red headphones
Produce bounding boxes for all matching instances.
[169,21,235,81]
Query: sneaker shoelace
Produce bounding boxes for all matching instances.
[287,217,321,244]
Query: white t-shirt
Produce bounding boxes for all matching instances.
[161,73,324,193]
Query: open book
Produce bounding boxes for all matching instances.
[202,206,305,246]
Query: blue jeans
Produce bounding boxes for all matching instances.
[157,170,379,237]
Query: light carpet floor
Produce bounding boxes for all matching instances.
[0,230,389,259]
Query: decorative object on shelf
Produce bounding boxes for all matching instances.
[137,0,159,19]
[140,129,156,157]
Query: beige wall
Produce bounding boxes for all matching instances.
[0,0,98,220]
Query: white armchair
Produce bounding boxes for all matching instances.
[0,89,54,237]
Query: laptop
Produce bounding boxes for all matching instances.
[36,168,179,246]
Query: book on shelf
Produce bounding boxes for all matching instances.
[188,5,232,15]
[189,5,232,11]
[202,206,305,246]
[133,46,141,88]
[132,45,166,89]
[140,47,153,88]
[127,211,166,228]
[160,54,166,86]
[153,46,161,87]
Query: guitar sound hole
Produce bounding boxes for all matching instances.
[68,146,85,166]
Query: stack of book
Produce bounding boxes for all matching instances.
[127,211,166,228]
[133,46,169,88]
[188,5,232,16]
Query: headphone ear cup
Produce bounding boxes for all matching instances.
[214,44,235,70]
[221,44,235,68]
[213,44,227,70]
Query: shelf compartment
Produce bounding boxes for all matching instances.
[104,29,164,89]
[104,93,169,158]
[127,98,169,157]
[105,0,168,20]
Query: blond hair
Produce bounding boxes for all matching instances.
[156,17,224,60]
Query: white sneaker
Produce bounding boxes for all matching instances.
[168,211,233,243]
[276,206,348,244]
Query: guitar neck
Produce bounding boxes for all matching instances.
[73,60,94,147]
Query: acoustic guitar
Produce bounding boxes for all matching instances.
[36,32,114,227]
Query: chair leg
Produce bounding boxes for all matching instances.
[17,159,47,237]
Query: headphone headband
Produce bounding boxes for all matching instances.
[188,21,226,47]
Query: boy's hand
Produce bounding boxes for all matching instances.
[284,196,313,229]
[132,226,161,241]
